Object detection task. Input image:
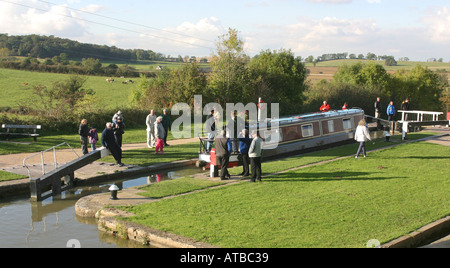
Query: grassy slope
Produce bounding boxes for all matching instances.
[122,138,450,248]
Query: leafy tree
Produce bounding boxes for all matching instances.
[209,28,250,104]
[391,65,447,111]
[129,70,172,110]
[385,56,397,66]
[30,76,95,121]
[333,62,390,93]
[81,58,102,74]
[169,62,208,107]
[248,49,309,115]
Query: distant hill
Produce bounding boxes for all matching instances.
[0,33,164,61]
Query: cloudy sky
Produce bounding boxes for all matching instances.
[0,0,449,61]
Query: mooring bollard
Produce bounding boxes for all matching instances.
[109,184,119,200]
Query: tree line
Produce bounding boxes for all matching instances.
[130,29,308,116]
[131,29,448,119]
[305,52,398,66]
[0,34,165,61]
[2,29,448,133]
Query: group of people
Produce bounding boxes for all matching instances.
[375,97,411,122]
[203,109,263,182]
[78,111,125,166]
[215,128,263,182]
[355,97,411,159]
[145,109,171,154]
[319,101,349,112]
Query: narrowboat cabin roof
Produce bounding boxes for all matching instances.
[267,108,364,126]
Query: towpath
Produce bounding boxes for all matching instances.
[0,138,198,179]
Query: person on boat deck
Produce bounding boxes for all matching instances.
[320,101,331,112]
[342,102,348,110]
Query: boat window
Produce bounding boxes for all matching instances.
[301,124,314,137]
[328,120,335,133]
[343,118,352,129]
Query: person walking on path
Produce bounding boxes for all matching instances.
[161,109,171,147]
[79,119,89,155]
[155,116,166,154]
[238,129,252,177]
[249,130,263,182]
[354,119,372,159]
[101,122,124,166]
[215,129,231,180]
[88,126,98,151]
[146,109,157,148]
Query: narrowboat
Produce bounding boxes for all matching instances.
[199,108,365,177]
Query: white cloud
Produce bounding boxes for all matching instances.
[422,6,450,43]
[0,0,87,37]
[306,0,353,4]
[245,16,378,56]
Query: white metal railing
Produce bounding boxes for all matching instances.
[398,110,443,122]
[23,142,81,179]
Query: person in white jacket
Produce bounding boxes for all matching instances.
[249,130,263,182]
[146,109,157,148]
[354,119,372,159]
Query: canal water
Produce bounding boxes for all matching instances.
[0,167,201,248]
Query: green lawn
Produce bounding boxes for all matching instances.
[0,68,135,109]
[0,170,27,182]
[121,140,450,248]
[103,142,199,167]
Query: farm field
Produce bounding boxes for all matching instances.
[306,60,450,84]
[0,68,136,110]
[1,59,449,109]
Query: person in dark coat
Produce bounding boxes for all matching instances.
[401,98,411,121]
[215,129,231,180]
[226,111,245,154]
[79,119,89,155]
[161,109,171,146]
[238,129,252,177]
[101,122,124,167]
[113,117,125,148]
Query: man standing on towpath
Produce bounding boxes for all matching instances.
[101,122,124,167]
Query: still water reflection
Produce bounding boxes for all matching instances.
[0,167,200,248]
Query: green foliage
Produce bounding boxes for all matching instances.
[333,62,390,92]
[307,62,447,115]
[390,65,447,111]
[208,28,250,105]
[0,34,163,61]
[248,49,309,114]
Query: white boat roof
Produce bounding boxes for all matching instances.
[269,109,364,125]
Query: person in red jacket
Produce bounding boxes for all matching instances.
[320,101,331,112]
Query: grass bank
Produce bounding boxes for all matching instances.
[119,134,449,248]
